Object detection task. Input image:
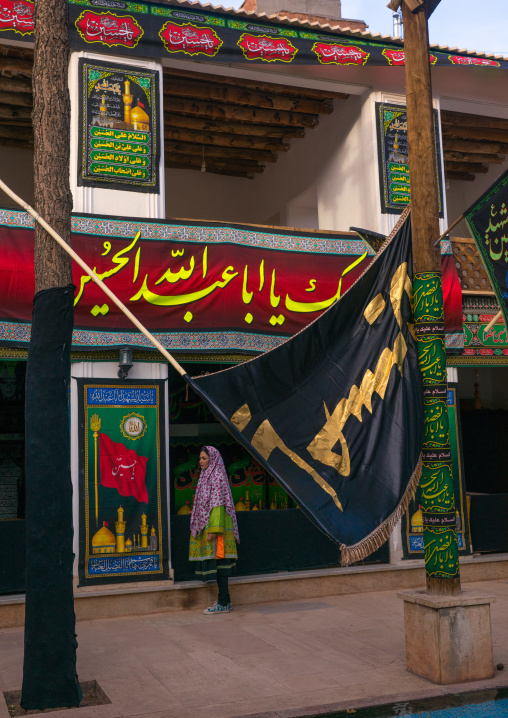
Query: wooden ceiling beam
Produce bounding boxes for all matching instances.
[443,150,504,164]
[445,170,476,182]
[165,159,256,179]
[0,76,32,94]
[0,112,33,131]
[164,67,348,102]
[165,139,276,163]
[442,137,508,155]
[0,105,32,121]
[0,57,33,77]
[164,96,318,128]
[164,126,289,152]
[0,118,32,126]
[0,91,32,108]
[163,78,334,115]
[165,152,264,173]
[442,124,508,144]
[165,112,305,139]
[444,160,488,173]
[441,111,508,132]
[0,46,33,60]
[0,136,33,150]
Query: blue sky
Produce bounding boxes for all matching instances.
[340,1,507,55]
[220,0,507,57]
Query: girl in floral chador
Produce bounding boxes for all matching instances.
[189,446,239,614]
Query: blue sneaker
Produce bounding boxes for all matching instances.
[203,601,232,615]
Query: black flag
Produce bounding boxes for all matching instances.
[187,210,423,565]
[465,168,508,327]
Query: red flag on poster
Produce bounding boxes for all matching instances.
[98,433,149,503]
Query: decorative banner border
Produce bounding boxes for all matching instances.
[77,378,169,586]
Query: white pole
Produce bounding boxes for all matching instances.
[0,179,187,377]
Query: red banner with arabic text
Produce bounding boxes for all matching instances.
[0,218,462,352]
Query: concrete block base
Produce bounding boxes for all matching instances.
[398,588,495,684]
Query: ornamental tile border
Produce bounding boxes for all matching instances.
[0,209,373,256]
[445,333,464,349]
[0,320,286,353]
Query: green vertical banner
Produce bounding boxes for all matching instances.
[77,379,168,585]
[402,382,470,558]
[413,272,460,580]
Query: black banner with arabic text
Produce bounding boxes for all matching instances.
[187,213,424,562]
[376,103,444,216]
[465,169,508,328]
[60,0,508,69]
[3,0,507,69]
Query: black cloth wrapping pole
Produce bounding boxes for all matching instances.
[21,285,81,710]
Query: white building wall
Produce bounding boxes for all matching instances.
[165,92,384,232]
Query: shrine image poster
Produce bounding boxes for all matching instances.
[77,379,168,586]
[78,59,160,193]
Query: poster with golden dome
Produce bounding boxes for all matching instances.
[77,378,168,585]
[78,59,160,193]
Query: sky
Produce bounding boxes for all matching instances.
[340,1,508,56]
[219,0,508,57]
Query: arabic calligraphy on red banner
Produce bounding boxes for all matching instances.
[159,21,223,56]
[312,43,369,65]
[0,227,369,337]
[237,34,297,62]
[75,10,144,48]
[0,0,33,34]
[382,49,437,66]
[448,55,500,67]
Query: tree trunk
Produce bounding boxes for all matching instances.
[20,0,81,709]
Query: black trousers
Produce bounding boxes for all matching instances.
[217,570,230,606]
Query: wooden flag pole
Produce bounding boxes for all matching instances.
[433,213,464,246]
[402,1,461,596]
[0,179,187,378]
[484,310,504,334]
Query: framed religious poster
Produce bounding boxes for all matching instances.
[401,383,471,559]
[78,59,160,193]
[77,379,168,586]
[375,102,444,216]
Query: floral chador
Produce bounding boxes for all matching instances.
[189,446,239,583]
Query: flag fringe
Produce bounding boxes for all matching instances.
[339,453,422,567]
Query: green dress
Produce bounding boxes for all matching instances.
[189,505,238,581]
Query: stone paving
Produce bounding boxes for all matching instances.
[1,579,508,718]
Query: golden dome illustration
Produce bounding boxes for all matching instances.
[125,537,133,549]
[411,509,423,533]
[92,523,116,554]
[130,102,149,131]
[235,497,246,512]
[177,502,192,515]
